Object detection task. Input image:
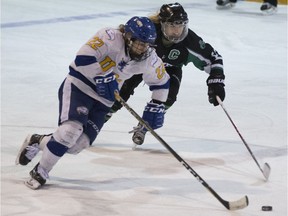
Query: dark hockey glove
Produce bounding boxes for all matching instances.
[206,72,225,106]
[142,101,166,130]
[94,72,119,102]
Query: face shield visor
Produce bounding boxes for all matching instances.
[161,20,188,43]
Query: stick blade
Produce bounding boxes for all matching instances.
[263,163,271,181]
[225,195,249,210]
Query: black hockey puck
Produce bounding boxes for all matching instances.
[262,206,272,211]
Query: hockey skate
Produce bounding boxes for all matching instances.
[260,2,277,14]
[15,134,46,165]
[129,124,147,150]
[25,163,49,190]
[132,129,147,145]
[216,0,237,9]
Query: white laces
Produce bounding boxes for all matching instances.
[25,144,40,160]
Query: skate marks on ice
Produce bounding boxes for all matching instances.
[87,134,286,181]
[88,145,225,176]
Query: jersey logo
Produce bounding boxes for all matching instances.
[77,106,88,115]
[87,120,100,135]
[199,40,206,49]
[118,59,128,72]
[168,49,180,60]
[105,29,115,40]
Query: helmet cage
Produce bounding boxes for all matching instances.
[126,37,155,61]
[161,20,188,43]
[159,3,189,43]
[124,16,156,61]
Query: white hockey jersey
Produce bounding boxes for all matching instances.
[68,27,170,107]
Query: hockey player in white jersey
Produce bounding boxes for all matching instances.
[16,16,170,189]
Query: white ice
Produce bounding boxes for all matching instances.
[1,0,287,215]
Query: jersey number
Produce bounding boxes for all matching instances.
[99,56,116,72]
[87,37,116,72]
[86,36,104,50]
[156,63,166,79]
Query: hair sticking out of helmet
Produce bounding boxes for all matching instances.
[124,16,157,61]
[159,3,189,43]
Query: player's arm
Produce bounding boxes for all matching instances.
[142,58,170,130]
[185,30,225,106]
[71,29,119,102]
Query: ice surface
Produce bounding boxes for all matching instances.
[1,0,287,215]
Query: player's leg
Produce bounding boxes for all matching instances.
[16,100,110,166]
[260,0,277,13]
[216,0,237,8]
[26,120,84,189]
[16,133,52,165]
[67,100,110,154]
[132,68,182,145]
[24,80,91,189]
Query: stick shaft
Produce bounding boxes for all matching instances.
[216,96,269,180]
[115,93,248,209]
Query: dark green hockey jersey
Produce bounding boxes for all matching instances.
[154,23,224,75]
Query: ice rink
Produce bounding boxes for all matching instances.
[1,0,287,215]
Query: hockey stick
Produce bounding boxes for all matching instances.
[216,96,271,181]
[114,92,248,210]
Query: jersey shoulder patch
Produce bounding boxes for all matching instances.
[105,28,116,40]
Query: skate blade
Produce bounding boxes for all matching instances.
[24,178,41,190]
[261,8,277,15]
[15,134,32,165]
[216,3,235,10]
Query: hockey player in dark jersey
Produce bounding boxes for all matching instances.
[216,0,278,14]
[105,3,226,145]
